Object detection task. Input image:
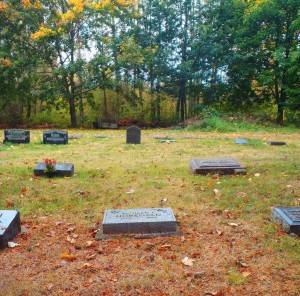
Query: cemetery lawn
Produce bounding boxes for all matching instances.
[0,129,299,296]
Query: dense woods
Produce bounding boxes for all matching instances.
[0,0,299,127]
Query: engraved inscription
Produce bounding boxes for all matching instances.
[282,209,300,222]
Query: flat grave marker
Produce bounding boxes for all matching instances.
[267,141,286,146]
[43,130,68,145]
[3,129,30,144]
[0,210,21,249]
[96,208,181,239]
[95,135,108,139]
[68,135,82,140]
[234,138,248,145]
[153,135,169,139]
[160,140,177,143]
[271,207,300,235]
[126,126,141,144]
[190,158,246,175]
[34,162,74,177]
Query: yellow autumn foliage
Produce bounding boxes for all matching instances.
[31,26,55,40]
[0,1,9,10]
[0,58,13,67]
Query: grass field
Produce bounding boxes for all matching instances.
[0,128,299,295]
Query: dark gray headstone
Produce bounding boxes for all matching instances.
[190,158,246,175]
[43,130,68,144]
[271,207,300,235]
[34,162,74,177]
[126,126,141,144]
[267,141,286,146]
[4,130,30,144]
[234,139,248,145]
[0,210,21,249]
[99,208,179,237]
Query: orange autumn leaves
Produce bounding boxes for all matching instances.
[0,57,12,67]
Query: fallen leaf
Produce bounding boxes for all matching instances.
[7,241,20,248]
[20,187,27,193]
[216,229,223,236]
[254,173,260,177]
[126,188,135,194]
[5,200,14,207]
[182,256,195,266]
[86,241,94,247]
[228,222,239,227]
[66,236,76,244]
[213,189,219,195]
[60,253,77,261]
[242,271,251,277]
[207,181,214,186]
[44,283,54,291]
[80,263,92,269]
[161,244,172,249]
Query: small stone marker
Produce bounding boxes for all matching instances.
[96,208,181,239]
[0,210,21,249]
[271,207,300,235]
[34,162,74,177]
[160,140,176,143]
[68,135,82,140]
[234,138,248,145]
[267,141,286,146]
[95,135,108,139]
[190,158,246,175]
[43,130,68,144]
[126,126,141,144]
[153,135,169,139]
[3,129,30,144]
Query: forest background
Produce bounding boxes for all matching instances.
[0,0,299,128]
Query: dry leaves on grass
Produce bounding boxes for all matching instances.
[182,257,195,266]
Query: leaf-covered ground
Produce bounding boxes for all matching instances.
[0,129,299,295]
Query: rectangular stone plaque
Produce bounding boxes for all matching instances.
[234,139,248,145]
[68,135,82,140]
[271,207,300,234]
[190,158,246,175]
[126,126,141,144]
[4,129,30,144]
[267,141,286,146]
[43,130,68,144]
[34,162,74,177]
[0,210,21,249]
[102,208,177,235]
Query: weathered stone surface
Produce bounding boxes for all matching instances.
[43,130,68,144]
[160,140,177,143]
[190,158,246,175]
[271,207,300,235]
[95,135,108,139]
[234,139,248,145]
[34,162,74,177]
[0,210,21,249]
[4,130,30,144]
[153,135,169,139]
[126,126,141,144]
[267,141,286,146]
[100,208,178,236]
[68,135,82,140]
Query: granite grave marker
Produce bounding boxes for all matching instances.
[126,126,141,144]
[96,208,181,239]
[34,162,74,177]
[43,130,68,144]
[190,158,246,175]
[4,129,30,144]
[271,207,300,235]
[234,138,248,145]
[267,141,286,146]
[0,210,21,249]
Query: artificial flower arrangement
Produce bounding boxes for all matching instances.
[44,158,56,176]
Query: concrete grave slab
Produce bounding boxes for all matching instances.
[0,210,21,249]
[96,208,181,239]
[234,139,248,145]
[190,158,246,175]
[271,207,300,235]
[68,135,82,140]
[267,141,286,146]
[34,162,74,177]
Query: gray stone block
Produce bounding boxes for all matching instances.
[190,158,246,175]
[4,130,30,144]
[102,208,177,235]
[43,130,68,144]
[271,207,300,235]
[126,126,141,144]
[0,210,21,249]
[34,162,74,177]
[234,139,248,144]
[267,141,286,146]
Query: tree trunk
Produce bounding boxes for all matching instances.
[69,97,77,127]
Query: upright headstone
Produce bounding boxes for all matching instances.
[126,126,141,144]
[190,158,246,175]
[0,210,21,249]
[271,207,300,235]
[34,162,74,177]
[3,129,30,144]
[43,130,68,145]
[96,208,181,239]
[234,139,248,145]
